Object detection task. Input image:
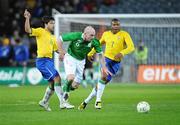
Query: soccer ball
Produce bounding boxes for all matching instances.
[137,101,150,113]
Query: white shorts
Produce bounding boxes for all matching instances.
[64,53,85,84]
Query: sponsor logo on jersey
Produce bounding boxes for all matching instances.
[76,42,80,47]
[88,43,92,47]
[76,40,82,47]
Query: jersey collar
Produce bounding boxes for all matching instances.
[82,33,86,42]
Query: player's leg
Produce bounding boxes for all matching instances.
[62,74,75,109]
[95,79,108,109]
[67,59,86,109]
[78,87,97,110]
[53,75,66,109]
[63,75,74,93]
[74,60,94,110]
[63,54,85,93]
[62,67,82,109]
[80,58,112,110]
[95,58,121,109]
[62,54,78,108]
[63,54,76,93]
[39,81,54,111]
[71,59,85,90]
[73,71,86,110]
[36,58,56,111]
[44,59,66,109]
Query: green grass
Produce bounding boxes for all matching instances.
[0,83,180,125]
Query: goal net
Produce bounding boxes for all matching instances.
[54,14,180,83]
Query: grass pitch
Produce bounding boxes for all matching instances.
[0,83,180,125]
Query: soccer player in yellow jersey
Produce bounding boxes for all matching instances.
[78,18,135,110]
[24,9,73,111]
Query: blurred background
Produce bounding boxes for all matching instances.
[0,0,179,86]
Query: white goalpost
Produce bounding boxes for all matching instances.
[54,13,180,83]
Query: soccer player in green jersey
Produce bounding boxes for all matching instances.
[58,26,111,108]
[78,19,135,110]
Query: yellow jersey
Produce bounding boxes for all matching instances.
[88,30,135,62]
[30,27,58,58]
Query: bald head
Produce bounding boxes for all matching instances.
[84,26,95,34]
[83,26,96,41]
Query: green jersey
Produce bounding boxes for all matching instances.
[61,32,102,60]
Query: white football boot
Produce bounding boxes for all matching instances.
[39,100,51,111]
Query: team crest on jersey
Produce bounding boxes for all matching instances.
[77,40,81,42]
[117,36,121,40]
[76,40,82,47]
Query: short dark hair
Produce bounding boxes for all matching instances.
[111,18,119,22]
[42,16,54,25]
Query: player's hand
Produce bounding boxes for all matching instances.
[101,66,112,77]
[24,9,31,19]
[59,50,66,61]
[114,53,123,61]
[87,55,94,62]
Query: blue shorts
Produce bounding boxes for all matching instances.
[105,57,121,82]
[36,58,59,81]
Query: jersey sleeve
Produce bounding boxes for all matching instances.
[88,48,96,57]
[60,32,81,42]
[99,32,106,45]
[92,39,102,53]
[120,32,135,56]
[30,28,42,37]
[88,33,105,57]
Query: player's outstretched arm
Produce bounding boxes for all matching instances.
[24,9,31,33]
[97,53,112,76]
[57,38,66,61]
[120,32,135,56]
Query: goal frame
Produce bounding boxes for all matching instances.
[53,13,180,72]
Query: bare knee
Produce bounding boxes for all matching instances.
[67,74,75,82]
[101,71,111,84]
[54,76,61,84]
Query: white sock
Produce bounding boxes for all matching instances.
[54,85,64,103]
[84,87,97,103]
[42,87,54,103]
[96,80,106,102]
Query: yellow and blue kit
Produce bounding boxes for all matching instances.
[88,30,135,81]
[30,27,59,81]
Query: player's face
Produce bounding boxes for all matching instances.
[47,20,55,32]
[84,32,95,42]
[111,21,120,34]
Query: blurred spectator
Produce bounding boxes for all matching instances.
[13,38,29,84]
[0,0,179,65]
[133,39,148,81]
[134,40,148,65]
[0,37,13,66]
[99,0,119,13]
[13,38,29,67]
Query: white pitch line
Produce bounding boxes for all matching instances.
[0,101,37,106]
